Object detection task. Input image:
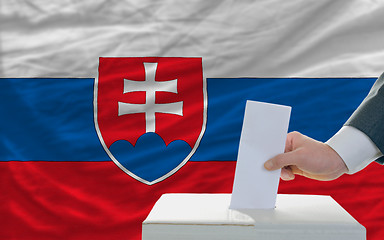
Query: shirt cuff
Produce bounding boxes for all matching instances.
[326,126,383,174]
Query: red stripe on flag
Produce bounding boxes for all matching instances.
[1,161,383,240]
[1,161,236,240]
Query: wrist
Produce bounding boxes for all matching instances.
[324,143,348,178]
[326,126,382,174]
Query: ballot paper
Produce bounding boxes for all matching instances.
[230,100,291,209]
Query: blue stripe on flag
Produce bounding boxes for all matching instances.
[0,78,108,161]
[0,78,376,162]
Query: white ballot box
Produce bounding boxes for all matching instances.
[142,194,365,240]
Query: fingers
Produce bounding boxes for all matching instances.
[264,150,301,171]
[281,167,295,181]
[284,131,302,152]
[264,131,305,171]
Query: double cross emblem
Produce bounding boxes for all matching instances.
[118,62,183,133]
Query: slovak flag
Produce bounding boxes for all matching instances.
[1,57,382,240]
[2,1,384,240]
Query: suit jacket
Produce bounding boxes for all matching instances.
[345,72,384,164]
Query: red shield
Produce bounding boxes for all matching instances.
[94,57,206,185]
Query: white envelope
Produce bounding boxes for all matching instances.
[230,100,291,209]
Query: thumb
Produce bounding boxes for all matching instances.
[264,151,300,171]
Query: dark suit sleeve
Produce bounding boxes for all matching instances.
[345,72,384,164]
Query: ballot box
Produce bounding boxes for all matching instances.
[142,194,365,240]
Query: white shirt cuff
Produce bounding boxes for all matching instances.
[326,126,383,174]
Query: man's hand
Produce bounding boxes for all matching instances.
[264,131,348,181]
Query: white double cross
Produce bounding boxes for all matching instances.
[118,62,183,133]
